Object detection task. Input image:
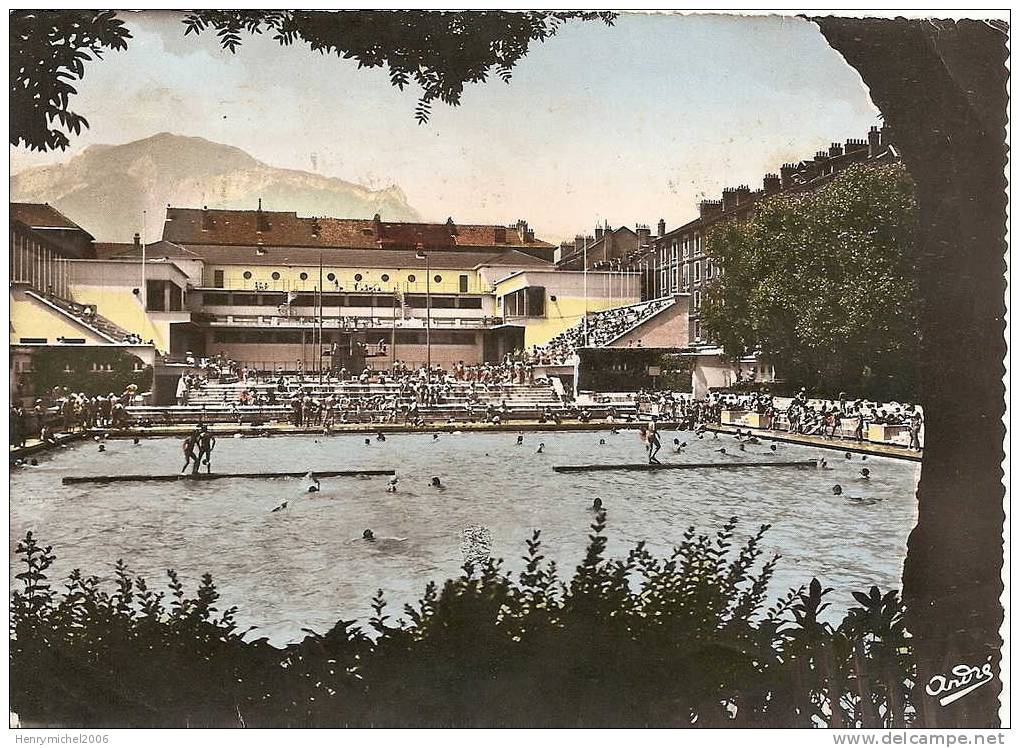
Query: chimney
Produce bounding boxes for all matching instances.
[636,224,650,244]
[595,225,604,241]
[133,232,141,249]
[735,185,751,205]
[868,125,882,158]
[256,199,269,232]
[780,163,796,189]
[657,218,666,237]
[201,207,212,231]
[814,151,831,175]
[494,226,507,243]
[721,188,737,212]
[699,200,723,220]
[828,142,844,158]
[574,234,585,252]
[763,173,781,194]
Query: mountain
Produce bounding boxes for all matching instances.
[10,133,419,242]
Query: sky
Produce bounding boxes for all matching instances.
[10,11,882,244]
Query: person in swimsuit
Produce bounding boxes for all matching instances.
[195,428,216,474]
[181,432,198,474]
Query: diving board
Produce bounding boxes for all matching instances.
[552,460,817,473]
[62,469,395,485]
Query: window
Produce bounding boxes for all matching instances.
[327,273,336,282]
[434,275,443,283]
[407,274,416,283]
[682,238,690,258]
[671,240,678,262]
[213,270,224,288]
[694,290,701,309]
[300,272,308,281]
[457,297,482,309]
[271,271,281,281]
[693,261,701,283]
[459,274,469,293]
[706,261,713,279]
[203,293,228,305]
[381,274,390,282]
[695,234,702,254]
[243,271,252,280]
[354,273,363,282]
[695,320,701,340]
[682,265,689,287]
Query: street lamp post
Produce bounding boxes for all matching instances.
[415,243,431,373]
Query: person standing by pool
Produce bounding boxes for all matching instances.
[908,411,923,451]
[181,432,199,474]
[647,427,662,464]
[196,427,216,474]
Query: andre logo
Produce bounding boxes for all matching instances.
[925,659,995,706]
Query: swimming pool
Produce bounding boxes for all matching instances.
[9,429,920,644]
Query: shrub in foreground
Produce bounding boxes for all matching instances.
[10,514,913,727]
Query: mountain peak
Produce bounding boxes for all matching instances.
[11,133,419,242]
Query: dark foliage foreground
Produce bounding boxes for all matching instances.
[11,514,913,728]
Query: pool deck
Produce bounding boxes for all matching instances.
[704,424,922,462]
[9,419,923,463]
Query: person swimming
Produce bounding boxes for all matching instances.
[536,443,545,454]
[364,438,371,446]
[431,476,444,489]
[306,473,320,493]
[516,434,524,446]
[363,529,375,541]
[386,476,398,493]
[29,458,38,466]
[599,438,606,446]
[271,500,289,513]
[592,497,603,511]
[716,447,727,454]
[433,433,440,441]
[133,437,140,445]
[859,468,871,480]
[770,444,778,452]
[377,432,386,441]
[832,484,843,496]
[845,452,853,460]
[98,444,106,453]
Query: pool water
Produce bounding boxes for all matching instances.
[10,430,920,644]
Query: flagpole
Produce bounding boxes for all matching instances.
[582,234,588,347]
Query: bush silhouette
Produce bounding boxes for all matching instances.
[10,514,913,727]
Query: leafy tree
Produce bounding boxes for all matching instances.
[10,11,131,151]
[700,163,920,400]
[10,10,614,151]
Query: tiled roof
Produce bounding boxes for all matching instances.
[11,203,92,236]
[180,243,554,271]
[162,207,554,250]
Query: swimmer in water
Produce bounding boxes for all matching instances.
[386,476,398,493]
[599,438,606,446]
[271,501,289,513]
[30,458,38,466]
[859,468,871,480]
[363,529,375,541]
[818,458,830,470]
[845,452,853,460]
[433,433,440,441]
[133,437,140,445]
[770,444,778,452]
[716,447,727,454]
[832,484,843,496]
[431,476,444,489]
[536,443,545,454]
[98,444,106,453]
[592,497,603,511]
[306,473,320,493]
[364,438,371,446]
[377,432,386,442]
[516,434,524,446]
